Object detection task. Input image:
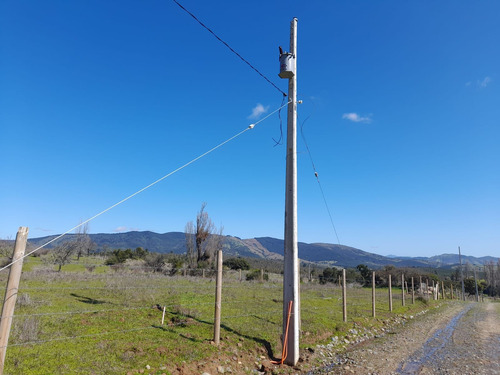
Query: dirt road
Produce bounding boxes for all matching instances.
[309,301,500,375]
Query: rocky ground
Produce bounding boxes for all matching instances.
[307,301,500,375]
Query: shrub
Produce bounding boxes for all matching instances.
[166,254,185,275]
[105,248,149,265]
[223,258,250,270]
[85,265,96,272]
[416,296,428,305]
[144,253,166,273]
[246,269,268,281]
[16,293,33,307]
[319,267,340,284]
[13,317,40,344]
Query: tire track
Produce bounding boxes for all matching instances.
[396,304,473,374]
[306,302,500,374]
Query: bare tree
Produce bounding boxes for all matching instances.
[195,202,214,262]
[464,261,472,278]
[50,241,77,271]
[0,238,13,259]
[496,259,500,290]
[185,203,223,268]
[74,223,95,260]
[0,238,14,267]
[204,226,224,265]
[48,224,95,271]
[185,221,196,268]
[485,261,496,290]
[144,253,166,273]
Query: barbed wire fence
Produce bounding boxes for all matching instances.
[1,239,458,372]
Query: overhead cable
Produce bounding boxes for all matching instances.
[300,113,342,245]
[0,100,291,273]
[171,0,287,97]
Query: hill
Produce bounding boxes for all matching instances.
[25,231,498,269]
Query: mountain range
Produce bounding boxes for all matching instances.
[26,231,498,269]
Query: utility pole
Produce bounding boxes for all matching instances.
[280,17,299,366]
[474,266,479,302]
[459,246,465,301]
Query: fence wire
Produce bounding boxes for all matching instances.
[0,260,447,374]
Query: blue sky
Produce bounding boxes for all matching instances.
[1,1,499,258]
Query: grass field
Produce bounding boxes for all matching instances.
[2,256,440,374]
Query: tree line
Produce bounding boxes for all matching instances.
[1,202,497,296]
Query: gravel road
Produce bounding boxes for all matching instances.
[308,301,500,375]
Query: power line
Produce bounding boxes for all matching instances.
[299,111,341,245]
[0,101,290,273]
[171,0,286,97]
[273,95,286,146]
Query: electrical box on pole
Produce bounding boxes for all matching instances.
[279,49,295,79]
[279,17,299,366]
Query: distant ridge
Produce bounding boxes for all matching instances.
[25,231,498,269]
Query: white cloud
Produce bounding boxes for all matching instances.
[248,103,269,120]
[479,76,491,88]
[35,227,53,232]
[342,112,372,123]
[467,76,492,88]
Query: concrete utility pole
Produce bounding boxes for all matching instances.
[459,246,465,301]
[280,17,299,366]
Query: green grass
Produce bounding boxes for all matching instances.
[3,257,442,374]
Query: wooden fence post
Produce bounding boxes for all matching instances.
[419,276,423,297]
[401,273,405,306]
[411,277,415,304]
[388,274,393,312]
[213,250,223,345]
[0,227,29,375]
[426,279,429,300]
[441,281,445,300]
[432,280,436,300]
[372,271,376,318]
[342,269,347,322]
